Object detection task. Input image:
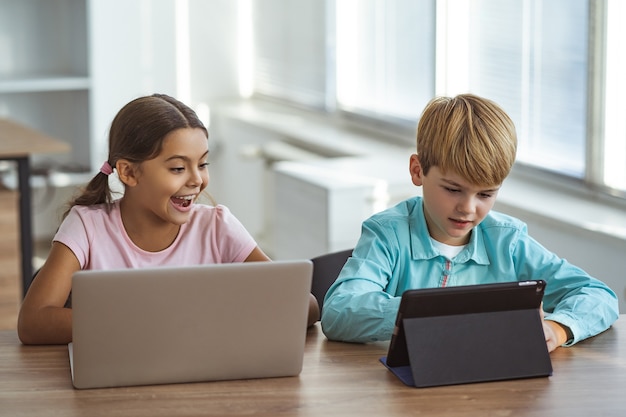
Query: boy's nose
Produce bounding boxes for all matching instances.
[456,196,476,214]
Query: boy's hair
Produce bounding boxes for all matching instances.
[65,94,208,217]
[416,94,517,186]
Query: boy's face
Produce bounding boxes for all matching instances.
[409,155,500,246]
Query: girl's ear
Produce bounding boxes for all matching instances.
[115,159,138,187]
[409,154,424,186]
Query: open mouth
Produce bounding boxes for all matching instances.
[171,195,194,208]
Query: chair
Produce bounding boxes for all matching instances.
[310,248,353,315]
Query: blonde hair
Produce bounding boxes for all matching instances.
[416,94,517,186]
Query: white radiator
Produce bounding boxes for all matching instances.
[272,156,416,260]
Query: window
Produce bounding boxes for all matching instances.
[249,0,626,198]
[251,0,328,108]
[603,0,626,191]
[336,0,435,121]
[441,0,588,178]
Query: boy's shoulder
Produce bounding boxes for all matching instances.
[480,209,527,231]
[368,196,421,223]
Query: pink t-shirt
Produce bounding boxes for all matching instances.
[53,200,257,270]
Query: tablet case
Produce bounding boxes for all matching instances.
[381,280,552,388]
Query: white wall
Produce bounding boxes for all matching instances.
[89,0,242,171]
[187,0,241,106]
[89,0,179,169]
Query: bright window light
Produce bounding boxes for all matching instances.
[175,0,191,103]
[603,0,626,190]
[436,0,470,95]
[335,0,361,106]
[238,0,254,98]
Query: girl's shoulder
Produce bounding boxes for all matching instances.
[66,201,118,219]
[188,203,238,225]
[190,203,231,216]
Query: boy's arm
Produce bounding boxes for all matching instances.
[320,221,403,343]
[517,235,619,346]
[541,307,571,352]
[321,279,401,343]
[320,205,416,343]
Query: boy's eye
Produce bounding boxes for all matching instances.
[444,187,460,193]
[479,193,494,199]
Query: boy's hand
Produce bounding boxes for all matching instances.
[540,306,568,352]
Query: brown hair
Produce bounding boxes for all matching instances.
[64,94,208,217]
[416,94,517,186]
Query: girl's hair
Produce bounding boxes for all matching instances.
[64,94,208,218]
[416,94,517,186]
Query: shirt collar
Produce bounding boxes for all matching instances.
[409,197,490,265]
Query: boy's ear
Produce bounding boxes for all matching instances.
[115,159,138,187]
[409,154,424,186]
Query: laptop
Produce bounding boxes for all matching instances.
[69,260,313,389]
[380,280,552,388]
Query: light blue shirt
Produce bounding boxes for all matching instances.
[321,196,619,344]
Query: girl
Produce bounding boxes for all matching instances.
[18,94,320,345]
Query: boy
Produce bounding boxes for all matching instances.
[321,94,619,352]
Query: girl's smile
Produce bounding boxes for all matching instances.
[170,194,196,212]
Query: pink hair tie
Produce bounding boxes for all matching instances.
[100,161,114,176]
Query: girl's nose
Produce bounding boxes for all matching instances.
[188,168,203,187]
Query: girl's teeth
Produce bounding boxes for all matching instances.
[172,196,193,207]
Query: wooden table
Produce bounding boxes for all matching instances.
[0,118,70,296]
[0,317,624,417]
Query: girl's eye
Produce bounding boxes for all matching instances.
[199,162,210,169]
[171,167,185,173]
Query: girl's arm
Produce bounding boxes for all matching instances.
[244,246,320,326]
[243,246,271,262]
[17,242,80,345]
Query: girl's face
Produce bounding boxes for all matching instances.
[127,127,209,226]
[410,155,499,246]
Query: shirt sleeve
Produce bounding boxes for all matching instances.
[513,230,619,345]
[209,205,258,263]
[321,217,402,343]
[53,207,90,268]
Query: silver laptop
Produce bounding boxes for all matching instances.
[69,260,313,389]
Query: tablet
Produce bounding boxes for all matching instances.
[381,280,552,386]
